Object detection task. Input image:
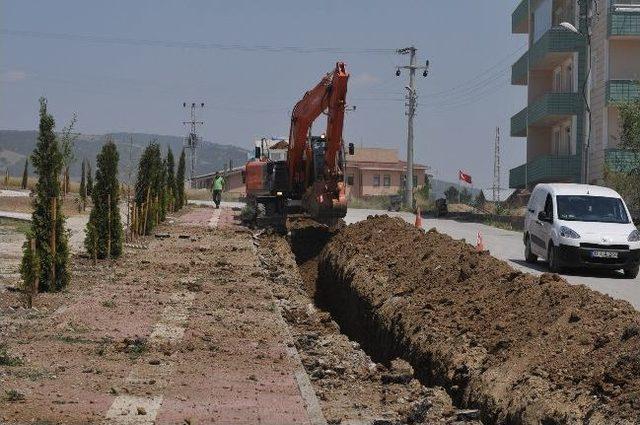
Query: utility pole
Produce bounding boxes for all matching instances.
[182,102,205,186]
[396,46,429,209]
[493,127,501,203]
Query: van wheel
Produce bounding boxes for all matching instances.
[524,235,537,263]
[548,244,562,273]
[624,266,639,279]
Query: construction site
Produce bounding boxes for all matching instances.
[3,1,640,424]
[2,201,640,424]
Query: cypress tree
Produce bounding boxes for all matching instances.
[166,147,176,211]
[79,159,86,210]
[135,142,163,234]
[158,157,168,222]
[86,162,93,197]
[21,159,28,190]
[85,141,123,258]
[20,98,70,292]
[175,149,186,210]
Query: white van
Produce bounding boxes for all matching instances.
[523,183,640,278]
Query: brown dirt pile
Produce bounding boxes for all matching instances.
[318,215,640,424]
[258,232,480,424]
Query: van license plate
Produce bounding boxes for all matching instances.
[592,251,618,259]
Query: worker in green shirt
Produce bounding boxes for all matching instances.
[212,172,225,209]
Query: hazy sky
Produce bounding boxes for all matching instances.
[1,0,527,192]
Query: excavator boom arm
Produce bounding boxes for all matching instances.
[287,62,349,190]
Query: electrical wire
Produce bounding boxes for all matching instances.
[0,28,396,54]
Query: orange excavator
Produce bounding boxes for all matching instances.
[245,62,353,228]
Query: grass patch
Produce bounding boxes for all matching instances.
[4,389,25,402]
[121,337,147,359]
[0,217,31,235]
[0,345,23,366]
[101,299,116,308]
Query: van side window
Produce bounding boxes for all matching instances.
[544,194,553,218]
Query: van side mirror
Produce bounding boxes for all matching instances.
[348,143,355,156]
[538,211,552,223]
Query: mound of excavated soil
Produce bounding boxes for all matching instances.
[318,215,640,424]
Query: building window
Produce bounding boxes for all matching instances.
[383,174,391,187]
[347,175,354,186]
[373,174,380,187]
[413,175,418,187]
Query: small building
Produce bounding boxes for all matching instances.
[345,148,429,198]
[191,146,430,199]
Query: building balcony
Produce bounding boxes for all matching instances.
[529,27,584,70]
[511,106,528,137]
[609,3,640,37]
[528,92,582,127]
[511,51,528,85]
[605,148,640,173]
[607,79,640,104]
[509,155,581,189]
[512,0,529,34]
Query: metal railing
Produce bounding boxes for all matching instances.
[607,80,640,103]
[610,3,640,36]
[510,155,581,189]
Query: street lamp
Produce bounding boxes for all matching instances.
[560,21,591,184]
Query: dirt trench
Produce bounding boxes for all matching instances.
[258,220,481,424]
[306,215,640,425]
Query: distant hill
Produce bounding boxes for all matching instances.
[0,130,249,182]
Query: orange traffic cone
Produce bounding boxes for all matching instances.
[476,231,485,252]
[415,206,422,228]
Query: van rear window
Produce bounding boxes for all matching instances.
[556,195,630,224]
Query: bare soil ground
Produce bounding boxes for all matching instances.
[318,215,640,424]
[0,207,313,424]
[0,194,89,217]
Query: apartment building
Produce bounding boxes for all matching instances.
[510,0,640,189]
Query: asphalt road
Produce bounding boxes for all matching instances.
[345,208,640,310]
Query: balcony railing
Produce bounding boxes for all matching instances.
[528,92,582,126]
[529,27,584,70]
[509,155,581,189]
[605,148,640,173]
[607,80,640,103]
[609,3,640,36]
[511,51,528,85]
[512,0,529,34]
[511,106,528,137]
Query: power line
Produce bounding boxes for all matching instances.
[0,28,396,54]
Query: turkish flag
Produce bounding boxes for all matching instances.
[458,170,472,184]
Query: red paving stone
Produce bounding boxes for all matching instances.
[156,206,312,424]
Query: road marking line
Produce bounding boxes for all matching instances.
[105,395,163,424]
[208,208,221,228]
[105,291,195,423]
